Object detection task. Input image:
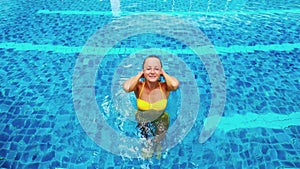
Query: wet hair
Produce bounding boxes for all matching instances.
[142,55,163,69]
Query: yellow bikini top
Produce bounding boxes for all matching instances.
[137,82,167,111]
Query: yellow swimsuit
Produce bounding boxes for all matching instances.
[137,82,167,111]
[136,82,170,159]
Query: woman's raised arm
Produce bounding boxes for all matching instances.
[123,71,144,92]
[161,69,179,91]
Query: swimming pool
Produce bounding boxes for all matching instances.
[1,0,300,168]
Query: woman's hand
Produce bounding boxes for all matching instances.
[160,69,179,91]
[161,69,166,77]
[139,71,144,79]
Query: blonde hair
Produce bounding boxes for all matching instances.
[142,55,163,69]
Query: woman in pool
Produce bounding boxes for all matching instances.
[123,55,179,158]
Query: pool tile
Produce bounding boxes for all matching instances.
[42,151,55,162]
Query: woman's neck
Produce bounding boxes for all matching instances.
[145,80,159,90]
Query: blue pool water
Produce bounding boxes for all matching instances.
[1,0,300,168]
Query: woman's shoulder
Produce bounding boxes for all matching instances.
[159,82,167,90]
[136,81,144,90]
[134,81,143,96]
[159,82,171,97]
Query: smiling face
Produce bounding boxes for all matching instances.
[143,57,162,83]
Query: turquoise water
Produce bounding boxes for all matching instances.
[1,0,300,168]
